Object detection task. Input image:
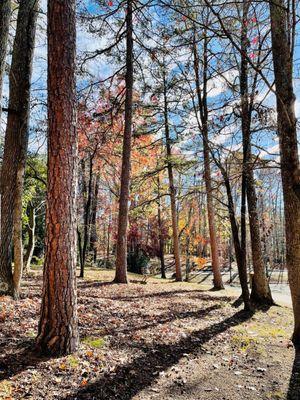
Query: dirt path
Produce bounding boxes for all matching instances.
[0,270,295,399]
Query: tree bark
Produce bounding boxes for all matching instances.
[13,168,24,298]
[114,0,133,284]
[0,0,38,297]
[269,0,300,345]
[240,0,273,305]
[36,0,79,356]
[247,170,273,304]
[192,27,223,289]
[0,0,11,121]
[163,73,182,282]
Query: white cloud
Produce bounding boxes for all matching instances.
[259,143,280,158]
[207,69,239,98]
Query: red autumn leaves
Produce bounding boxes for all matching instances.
[243,16,259,60]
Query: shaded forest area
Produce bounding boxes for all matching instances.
[0,0,300,399]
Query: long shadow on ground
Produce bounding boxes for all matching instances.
[78,285,234,304]
[96,304,221,337]
[0,305,219,382]
[63,309,254,400]
[0,339,50,381]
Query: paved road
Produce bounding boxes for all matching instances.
[189,270,292,308]
[153,256,292,308]
[224,283,292,308]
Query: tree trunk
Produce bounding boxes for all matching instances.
[192,28,223,289]
[114,0,133,284]
[36,0,79,356]
[240,0,273,305]
[269,0,300,345]
[13,168,24,298]
[0,0,38,297]
[106,216,111,268]
[247,170,273,304]
[80,155,94,277]
[23,202,36,273]
[157,177,166,279]
[77,227,84,272]
[204,138,223,289]
[163,74,182,282]
[185,207,193,282]
[90,175,99,264]
[240,147,247,296]
[211,148,251,310]
[0,0,11,121]
[223,172,251,311]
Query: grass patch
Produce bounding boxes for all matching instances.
[254,324,288,338]
[267,390,285,399]
[231,333,260,353]
[67,355,79,368]
[82,336,105,349]
[230,307,292,359]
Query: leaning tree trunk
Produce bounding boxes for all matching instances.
[240,0,273,305]
[0,0,11,121]
[269,0,300,345]
[114,0,133,284]
[192,27,223,289]
[0,0,38,298]
[211,149,251,310]
[36,0,79,356]
[163,74,182,282]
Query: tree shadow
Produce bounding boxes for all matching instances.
[0,304,220,384]
[86,304,221,339]
[63,309,254,400]
[77,276,236,307]
[77,280,116,289]
[231,294,276,311]
[0,339,50,381]
[195,272,213,283]
[77,287,234,304]
[287,348,300,399]
[232,295,244,308]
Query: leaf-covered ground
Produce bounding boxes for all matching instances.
[0,269,295,399]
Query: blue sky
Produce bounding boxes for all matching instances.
[1,0,299,160]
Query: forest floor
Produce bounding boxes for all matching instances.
[0,269,296,400]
